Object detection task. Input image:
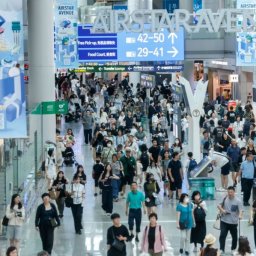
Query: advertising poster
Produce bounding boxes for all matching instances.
[194,60,204,81]
[193,0,202,24]
[236,0,256,66]
[55,0,78,68]
[163,0,179,14]
[0,0,27,138]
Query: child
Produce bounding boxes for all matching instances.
[92,156,104,196]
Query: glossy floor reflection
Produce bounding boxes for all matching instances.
[1,121,255,256]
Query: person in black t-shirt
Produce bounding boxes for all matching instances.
[92,156,104,197]
[107,213,129,256]
[148,139,161,165]
[227,106,236,124]
[168,152,183,200]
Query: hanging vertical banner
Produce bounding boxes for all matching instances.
[54,0,78,68]
[0,0,27,138]
[163,0,179,14]
[193,0,202,24]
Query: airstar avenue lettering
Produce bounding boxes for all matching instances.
[90,9,256,33]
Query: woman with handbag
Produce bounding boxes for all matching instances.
[144,173,160,216]
[35,193,60,255]
[107,213,129,256]
[99,164,120,216]
[141,213,167,256]
[51,171,68,218]
[70,176,85,235]
[5,194,25,250]
[176,193,195,255]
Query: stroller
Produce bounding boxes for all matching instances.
[63,147,77,166]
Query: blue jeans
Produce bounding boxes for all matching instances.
[112,178,120,199]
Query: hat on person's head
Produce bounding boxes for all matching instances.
[203,234,216,245]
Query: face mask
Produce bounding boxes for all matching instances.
[184,198,189,203]
[150,177,154,181]
[107,144,111,147]
[175,140,179,144]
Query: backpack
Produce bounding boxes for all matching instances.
[140,152,149,170]
[194,203,206,222]
[96,142,104,154]
[188,159,197,172]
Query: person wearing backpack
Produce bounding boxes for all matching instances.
[190,191,207,253]
[186,152,197,186]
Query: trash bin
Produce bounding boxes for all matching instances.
[189,177,215,200]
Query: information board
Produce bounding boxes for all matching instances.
[163,0,179,13]
[78,26,184,62]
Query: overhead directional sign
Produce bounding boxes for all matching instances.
[78,26,184,62]
[73,65,184,73]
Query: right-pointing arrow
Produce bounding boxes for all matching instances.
[167,46,178,58]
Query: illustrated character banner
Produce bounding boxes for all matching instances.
[0,0,27,138]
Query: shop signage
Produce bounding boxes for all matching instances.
[229,74,239,83]
[91,9,256,34]
[74,65,184,73]
[163,0,179,14]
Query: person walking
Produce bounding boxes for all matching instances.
[239,152,255,206]
[144,173,160,216]
[99,164,119,216]
[126,182,146,243]
[141,213,167,256]
[45,149,57,189]
[51,171,68,218]
[5,194,25,249]
[92,155,105,196]
[69,176,85,234]
[218,186,243,254]
[35,193,60,255]
[176,193,195,255]
[111,154,123,201]
[190,191,207,253]
[120,148,137,197]
[82,109,94,145]
[107,213,129,256]
[5,246,18,256]
[168,152,184,200]
[200,234,220,256]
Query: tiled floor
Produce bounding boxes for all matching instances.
[1,120,255,256]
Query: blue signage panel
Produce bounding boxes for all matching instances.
[117,28,184,62]
[193,0,202,24]
[112,5,128,10]
[77,26,184,62]
[163,0,179,14]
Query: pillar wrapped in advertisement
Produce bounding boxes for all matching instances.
[0,0,26,138]
[55,0,78,68]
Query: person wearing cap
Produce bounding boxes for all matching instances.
[35,193,60,255]
[200,234,220,256]
[120,148,137,197]
[107,213,129,256]
[227,139,240,187]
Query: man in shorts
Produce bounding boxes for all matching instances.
[227,139,240,187]
[92,156,104,196]
[168,152,183,200]
[120,148,137,197]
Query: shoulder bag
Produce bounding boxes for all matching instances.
[65,184,74,208]
[213,196,227,230]
[111,227,125,251]
[2,215,9,226]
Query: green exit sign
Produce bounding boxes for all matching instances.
[32,101,68,115]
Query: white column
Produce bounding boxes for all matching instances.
[27,0,56,143]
